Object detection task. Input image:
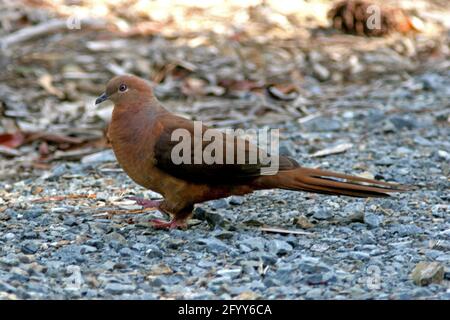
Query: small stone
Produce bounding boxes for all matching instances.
[217,268,242,279]
[30,185,44,195]
[45,163,68,180]
[305,287,323,299]
[80,245,97,253]
[209,276,232,287]
[420,73,442,91]
[0,211,11,221]
[293,216,314,229]
[113,263,127,270]
[347,251,370,261]
[388,240,412,249]
[436,254,450,263]
[312,63,330,81]
[196,238,230,253]
[104,283,136,294]
[148,263,173,276]
[437,150,450,161]
[306,271,336,285]
[297,257,332,274]
[304,117,341,132]
[390,224,423,237]
[103,261,115,271]
[147,276,165,287]
[310,243,329,253]
[145,245,163,258]
[267,240,293,256]
[239,237,265,251]
[0,255,20,267]
[411,262,444,286]
[228,196,245,205]
[236,291,259,300]
[345,211,365,223]
[21,241,40,254]
[63,217,78,226]
[205,212,227,228]
[313,209,333,220]
[0,280,17,293]
[364,213,383,228]
[263,278,281,287]
[192,206,207,220]
[51,207,72,214]
[213,231,234,240]
[119,247,133,257]
[23,231,38,239]
[209,199,230,210]
[64,265,83,290]
[167,239,185,249]
[388,116,417,130]
[23,209,44,220]
[104,232,127,244]
[10,267,29,278]
[431,204,448,218]
[260,253,278,266]
[4,232,15,240]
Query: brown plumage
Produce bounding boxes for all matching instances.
[96,75,408,229]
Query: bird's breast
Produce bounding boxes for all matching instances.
[108,116,158,189]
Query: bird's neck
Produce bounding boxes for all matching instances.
[110,97,167,142]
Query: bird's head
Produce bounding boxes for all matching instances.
[95,75,154,106]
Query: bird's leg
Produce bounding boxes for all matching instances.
[150,218,188,230]
[150,206,192,230]
[126,196,163,209]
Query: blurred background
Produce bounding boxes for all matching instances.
[0,0,448,181]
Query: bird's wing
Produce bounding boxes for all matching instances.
[153,115,298,184]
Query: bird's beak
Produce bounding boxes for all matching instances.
[95,92,108,105]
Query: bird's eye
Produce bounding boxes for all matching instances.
[119,84,127,92]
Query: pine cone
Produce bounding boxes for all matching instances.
[328,0,414,37]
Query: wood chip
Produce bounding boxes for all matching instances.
[38,74,64,98]
[310,143,353,157]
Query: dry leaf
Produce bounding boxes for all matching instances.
[0,131,25,148]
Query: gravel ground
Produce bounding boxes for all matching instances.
[0,68,449,299]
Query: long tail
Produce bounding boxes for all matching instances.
[255,167,409,198]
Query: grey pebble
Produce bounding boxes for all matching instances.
[104,283,137,294]
[267,239,293,256]
[313,209,333,220]
[390,224,423,237]
[209,199,230,210]
[196,238,230,253]
[364,213,383,228]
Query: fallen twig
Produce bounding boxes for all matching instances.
[0,18,106,49]
[32,194,97,203]
[259,226,314,236]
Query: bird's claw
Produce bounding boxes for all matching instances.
[150,219,187,230]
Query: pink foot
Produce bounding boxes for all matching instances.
[150,219,187,230]
[127,197,162,209]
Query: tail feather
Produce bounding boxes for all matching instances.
[256,167,408,198]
